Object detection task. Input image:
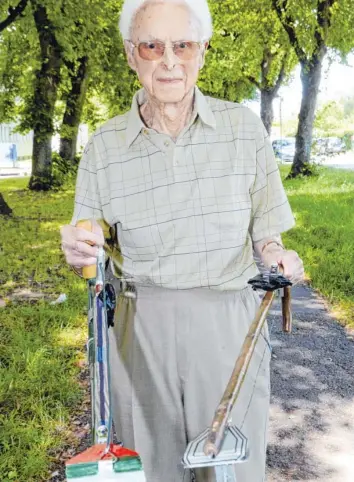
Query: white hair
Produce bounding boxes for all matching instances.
[119,0,213,41]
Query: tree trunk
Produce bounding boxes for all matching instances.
[0,193,12,216]
[288,50,326,178]
[259,50,287,136]
[29,4,63,191]
[261,89,276,136]
[59,56,89,161]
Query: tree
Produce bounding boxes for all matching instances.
[59,56,89,161]
[1,0,64,190]
[0,0,29,32]
[27,1,63,190]
[250,48,294,135]
[0,0,133,188]
[58,0,135,161]
[200,0,297,135]
[272,0,354,177]
[0,193,12,216]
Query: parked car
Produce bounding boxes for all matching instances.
[313,137,346,157]
[326,137,346,155]
[272,138,296,163]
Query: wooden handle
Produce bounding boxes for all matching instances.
[204,290,276,457]
[76,220,97,280]
[282,286,292,333]
[276,264,292,334]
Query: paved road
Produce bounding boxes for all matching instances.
[266,284,354,481]
[0,161,31,179]
[324,162,354,170]
[321,152,354,171]
[328,164,354,170]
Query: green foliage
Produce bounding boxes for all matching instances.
[314,97,354,138]
[1,0,354,176]
[272,0,354,59]
[0,177,88,481]
[0,0,134,132]
[343,131,353,150]
[199,0,297,102]
[51,152,80,189]
[328,0,354,55]
[0,6,37,126]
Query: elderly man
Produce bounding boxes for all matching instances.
[61,0,304,481]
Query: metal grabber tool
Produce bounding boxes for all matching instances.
[182,264,292,481]
[65,220,146,482]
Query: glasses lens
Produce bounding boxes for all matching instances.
[173,41,200,60]
[138,41,165,60]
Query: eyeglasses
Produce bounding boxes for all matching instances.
[128,40,203,61]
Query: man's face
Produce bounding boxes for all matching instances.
[126,2,205,103]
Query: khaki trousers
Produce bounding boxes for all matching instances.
[108,285,271,482]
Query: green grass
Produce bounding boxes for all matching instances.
[0,178,88,482]
[280,165,354,328]
[1,166,354,480]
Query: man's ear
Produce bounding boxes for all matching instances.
[124,40,137,72]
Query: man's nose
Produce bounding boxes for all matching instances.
[162,45,178,70]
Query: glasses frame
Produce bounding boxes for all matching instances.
[127,39,205,61]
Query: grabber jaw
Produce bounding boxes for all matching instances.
[248,263,292,293]
[182,426,249,470]
[65,444,146,481]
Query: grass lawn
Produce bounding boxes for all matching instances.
[280,165,354,328]
[0,178,88,482]
[0,165,354,481]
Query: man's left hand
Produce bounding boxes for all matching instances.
[271,250,304,284]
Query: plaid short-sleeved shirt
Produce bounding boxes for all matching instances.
[71,87,295,290]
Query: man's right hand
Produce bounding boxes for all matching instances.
[60,220,104,268]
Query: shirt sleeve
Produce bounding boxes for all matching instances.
[70,137,104,226]
[70,135,123,273]
[249,123,295,242]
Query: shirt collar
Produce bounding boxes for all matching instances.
[194,86,217,131]
[126,87,217,148]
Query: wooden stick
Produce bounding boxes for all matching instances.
[76,220,97,280]
[282,286,292,333]
[203,290,275,458]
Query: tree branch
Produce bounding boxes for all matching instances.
[272,0,306,61]
[261,50,276,89]
[274,52,289,92]
[314,0,337,48]
[247,76,261,90]
[0,0,29,32]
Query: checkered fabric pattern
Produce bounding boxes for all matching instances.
[71,87,295,290]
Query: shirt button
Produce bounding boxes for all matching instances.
[164,140,170,147]
[143,129,149,135]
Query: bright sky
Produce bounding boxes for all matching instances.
[246,53,354,122]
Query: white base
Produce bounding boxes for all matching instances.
[71,472,146,482]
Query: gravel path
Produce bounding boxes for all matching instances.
[266,284,354,481]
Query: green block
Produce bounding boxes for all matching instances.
[114,456,143,473]
[66,462,99,479]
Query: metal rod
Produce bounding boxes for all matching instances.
[203,290,275,458]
